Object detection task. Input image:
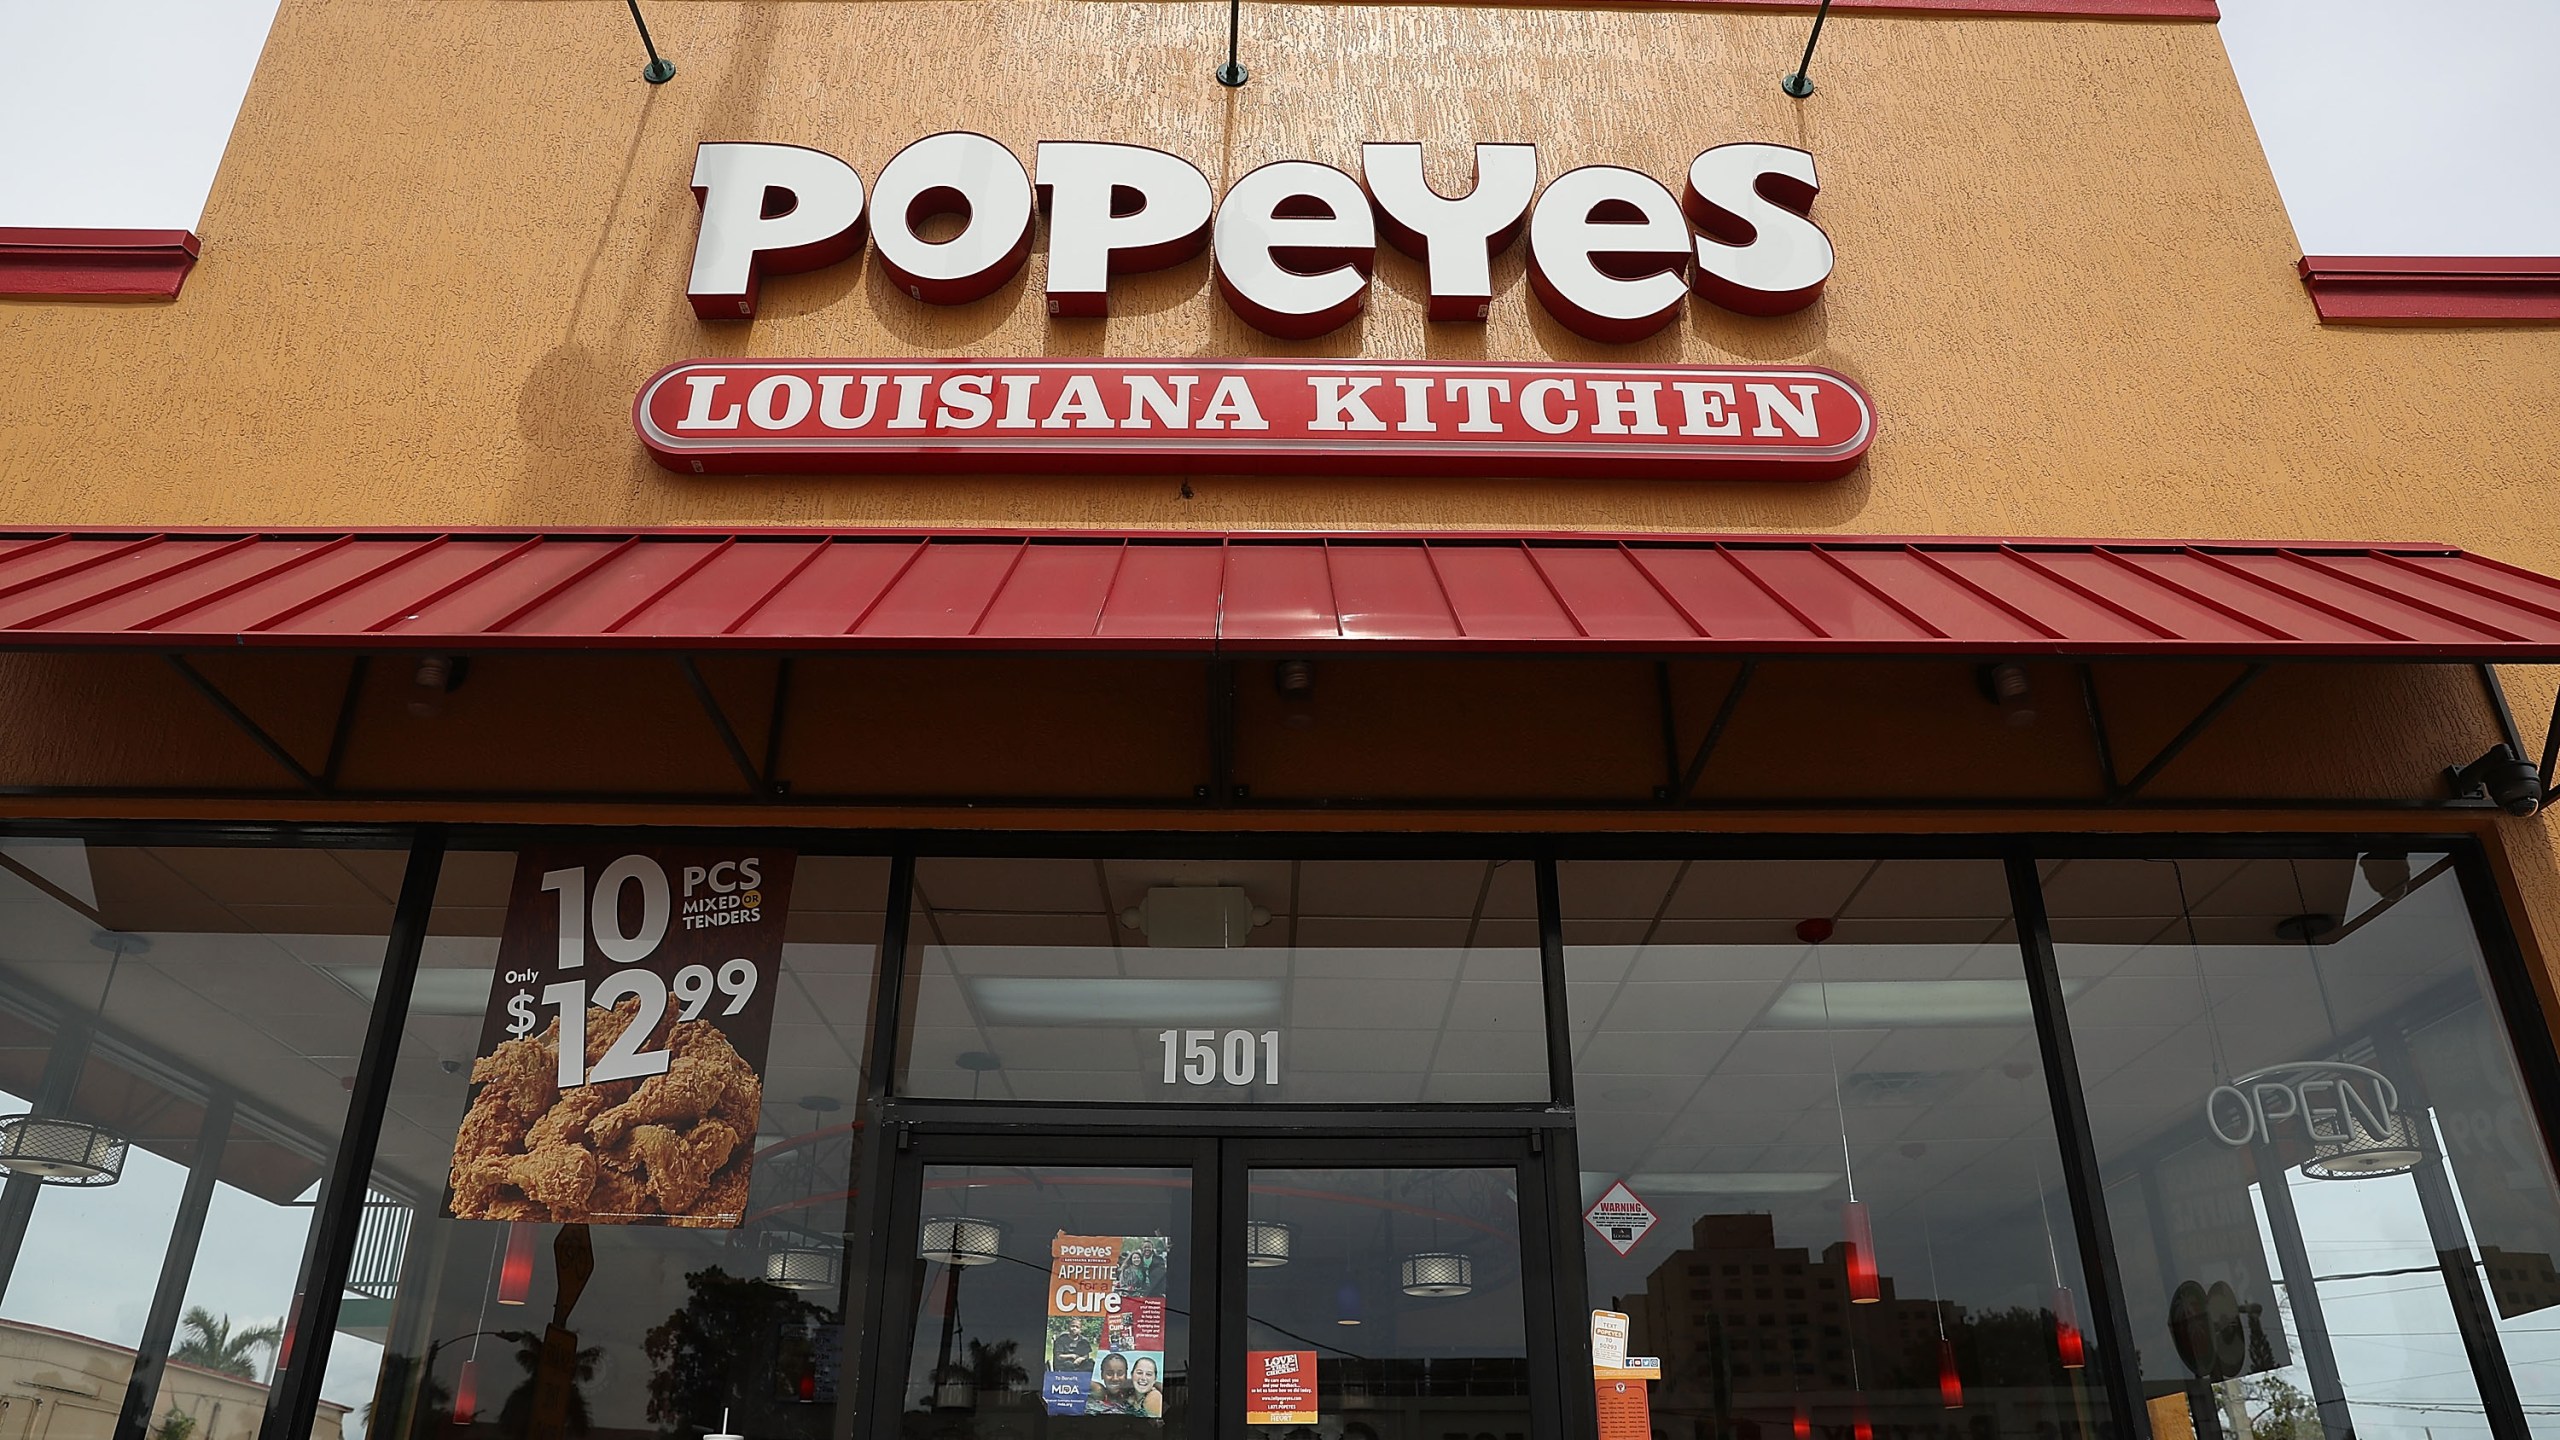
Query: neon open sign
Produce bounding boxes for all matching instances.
[2211,1055,2406,1153]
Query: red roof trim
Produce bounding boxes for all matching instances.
[0,529,2550,660]
[1680,0,2212,15]
[0,227,202,302]
[2297,255,2560,324]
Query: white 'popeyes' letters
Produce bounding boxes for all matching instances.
[684,137,1835,338]
[869,131,1037,305]
[687,143,870,320]
[1362,142,1538,322]
[1034,141,1216,318]
[1214,161,1379,339]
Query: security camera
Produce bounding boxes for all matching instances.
[2447,744,2543,818]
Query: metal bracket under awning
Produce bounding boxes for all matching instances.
[0,528,2556,815]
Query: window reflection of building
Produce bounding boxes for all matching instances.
[1617,1213,1962,1408]
[0,1319,349,1440]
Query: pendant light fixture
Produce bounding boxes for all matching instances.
[1399,1173,1474,1298]
[920,1215,1003,1265]
[0,933,139,1188]
[1246,1219,1294,1268]
[766,1096,843,1289]
[453,1210,507,1426]
[2281,866,2423,1179]
[1335,1277,1364,1326]
[1802,916,1880,1304]
[1399,1252,1474,1298]
[766,1244,840,1290]
[452,1359,480,1426]
[1923,1204,1960,1408]
[496,1221,537,1305]
[2028,1156,2085,1370]
[2052,1285,2087,1370]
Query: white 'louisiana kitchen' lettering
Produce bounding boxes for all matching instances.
[633,358,1877,479]
[664,369,1824,440]
[674,372,1271,433]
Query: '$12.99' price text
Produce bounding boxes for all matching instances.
[501,854,761,1090]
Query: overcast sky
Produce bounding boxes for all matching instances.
[0,0,2553,255]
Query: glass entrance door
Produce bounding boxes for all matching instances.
[881,1139,1211,1440]
[875,1135,1557,1440]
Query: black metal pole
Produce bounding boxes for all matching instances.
[2006,854,2148,1440]
[841,853,915,1440]
[627,0,677,84]
[2251,1135,2356,1440]
[2371,1029,2529,1440]
[116,1093,234,1440]
[1217,0,1247,87]
[261,829,445,1440]
[1782,0,1835,98]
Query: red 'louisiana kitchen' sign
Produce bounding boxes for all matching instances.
[635,358,1872,482]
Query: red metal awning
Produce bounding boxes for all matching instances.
[2,529,2558,659]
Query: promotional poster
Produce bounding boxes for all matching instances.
[1043,1234,1171,1420]
[1244,1351,1318,1426]
[445,846,795,1227]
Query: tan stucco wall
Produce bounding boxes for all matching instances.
[0,2,2557,1002]
[0,1,2547,543]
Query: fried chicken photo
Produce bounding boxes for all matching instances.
[447,998,762,1227]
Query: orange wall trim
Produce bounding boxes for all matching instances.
[2298,256,2560,324]
[0,227,201,302]
[1695,0,2216,17]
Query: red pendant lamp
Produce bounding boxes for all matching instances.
[452,1358,480,1426]
[1852,1406,1873,1440]
[1839,1200,1881,1303]
[1937,1339,1964,1409]
[2052,1285,2087,1369]
[497,1222,537,1305]
[1794,1405,1812,1440]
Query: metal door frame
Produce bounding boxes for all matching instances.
[861,1127,1562,1440]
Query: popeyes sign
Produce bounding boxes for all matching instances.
[640,133,1872,480]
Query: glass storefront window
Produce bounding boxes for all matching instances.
[356,850,886,1440]
[2047,854,2560,1440]
[0,837,408,1440]
[1561,859,2111,1440]
[898,859,1547,1105]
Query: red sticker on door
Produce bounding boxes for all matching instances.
[1246,1351,1319,1425]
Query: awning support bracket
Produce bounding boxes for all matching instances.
[165,654,325,795]
[1672,659,1756,803]
[1206,659,1238,804]
[762,658,794,798]
[2110,662,2268,801]
[1652,662,1682,800]
[2079,664,2120,796]
[676,656,767,798]
[2542,683,2560,810]
[321,656,371,792]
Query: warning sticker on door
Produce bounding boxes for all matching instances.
[1586,1180,1659,1257]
